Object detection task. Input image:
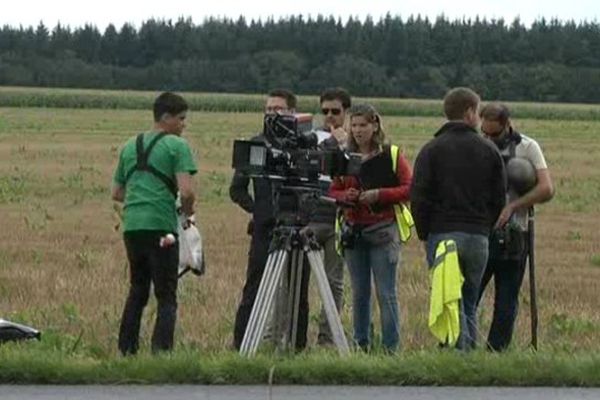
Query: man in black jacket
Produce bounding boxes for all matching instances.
[410,87,506,350]
[230,89,310,351]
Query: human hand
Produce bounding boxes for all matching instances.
[358,189,379,205]
[494,204,515,230]
[345,188,361,203]
[329,125,348,146]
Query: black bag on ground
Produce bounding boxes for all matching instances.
[0,319,41,343]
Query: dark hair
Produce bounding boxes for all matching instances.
[480,102,511,125]
[346,103,386,152]
[443,87,480,120]
[268,88,297,110]
[320,87,352,109]
[153,92,188,122]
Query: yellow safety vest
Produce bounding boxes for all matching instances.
[428,240,464,346]
[390,144,414,243]
[334,145,414,255]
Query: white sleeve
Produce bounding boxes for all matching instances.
[526,140,548,170]
[314,130,332,144]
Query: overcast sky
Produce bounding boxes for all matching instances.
[2,0,599,30]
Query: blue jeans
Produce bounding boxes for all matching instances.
[426,232,489,350]
[345,236,401,351]
[478,231,529,351]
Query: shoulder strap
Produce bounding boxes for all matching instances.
[124,134,146,183]
[390,144,399,173]
[508,139,517,159]
[124,133,178,197]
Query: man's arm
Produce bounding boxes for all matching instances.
[111,183,125,203]
[513,169,554,209]
[494,140,553,228]
[177,172,196,217]
[494,168,553,229]
[229,171,254,214]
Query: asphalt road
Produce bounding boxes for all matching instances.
[1,385,599,400]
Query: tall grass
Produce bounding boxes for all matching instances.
[3,86,600,120]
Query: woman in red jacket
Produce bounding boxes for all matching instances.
[329,104,412,352]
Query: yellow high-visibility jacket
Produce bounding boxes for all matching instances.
[428,240,464,346]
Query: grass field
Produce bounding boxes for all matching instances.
[3,86,600,120]
[0,93,599,384]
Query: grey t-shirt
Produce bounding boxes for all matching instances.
[499,133,548,230]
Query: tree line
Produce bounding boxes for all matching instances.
[1,15,600,102]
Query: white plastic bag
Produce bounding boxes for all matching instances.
[177,215,206,278]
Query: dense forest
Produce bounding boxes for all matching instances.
[1,15,600,102]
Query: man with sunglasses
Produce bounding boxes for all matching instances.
[477,103,554,351]
[308,87,352,346]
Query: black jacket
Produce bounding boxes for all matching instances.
[310,132,341,225]
[229,134,275,230]
[410,121,506,240]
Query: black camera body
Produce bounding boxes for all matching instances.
[232,113,361,227]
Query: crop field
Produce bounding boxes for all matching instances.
[0,88,599,384]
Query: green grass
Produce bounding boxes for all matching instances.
[1,330,598,386]
[3,86,600,120]
[1,340,599,386]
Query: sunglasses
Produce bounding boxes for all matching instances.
[321,108,342,116]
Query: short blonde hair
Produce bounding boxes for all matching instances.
[443,87,480,120]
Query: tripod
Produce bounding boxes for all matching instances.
[240,225,350,356]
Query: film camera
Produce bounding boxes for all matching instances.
[232,112,360,226]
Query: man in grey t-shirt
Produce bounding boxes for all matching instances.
[478,103,554,351]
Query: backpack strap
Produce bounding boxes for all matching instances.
[124,133,177,197]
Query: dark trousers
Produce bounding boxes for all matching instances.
[478,232,529,351]
[233,226,310,350]
[119,231,179,355]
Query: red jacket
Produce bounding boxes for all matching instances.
[329,148,412,226]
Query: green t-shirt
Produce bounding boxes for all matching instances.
[113,132,198,233]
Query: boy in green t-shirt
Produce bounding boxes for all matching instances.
[111,92,198,355]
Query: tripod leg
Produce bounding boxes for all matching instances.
[240,249,279,354]
[271,255,289,348]
[250,249,289,356]
[306,250,350,355]
[289,249,304,351]
[254,250,289,352]
[245,249,283,354]
[240,249,288,356]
